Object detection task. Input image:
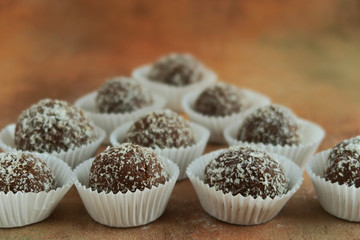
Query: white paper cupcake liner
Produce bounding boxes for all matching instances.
[0,124,106,169]
[224,118,325,169]
[0,153,73,228]
[132,65,217,112]
[110,122,210,180]
[186,149,303,225]
[182,88,271,144]
[74,91,166,144]
[307,150,360,222]
[74,157,179,227]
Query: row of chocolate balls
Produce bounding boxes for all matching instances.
[0,94,358,226]
[1,50,324,173]
[0,91,323,179]
[1,51,358,226]
[1,133,359,228]
[0,49,326,225]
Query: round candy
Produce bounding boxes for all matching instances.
[204,146,288,199]
[0,152,56,193]
[125,110,195,149]
[325,136,360,187]
[237,104,300,146]
[194,83,242,116]
[148,53,204,86]
[15,99,96,153]
[89,143,169,194]
[96,77,153,113]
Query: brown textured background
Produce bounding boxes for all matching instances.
[1,1,360,239]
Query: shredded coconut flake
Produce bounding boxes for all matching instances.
[325,136,360,187]
[15,99,96,153]
[148,53,204,86]
[237,104,300,146]
[204,146,288,199]
[125,109,195,149]
[96,77,153,113]
[0,152,56,193]
[89,143,169,194]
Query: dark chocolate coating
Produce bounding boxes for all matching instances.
[148,53,204,86]
[204,146,288,199]
[15,99,96,153]
[96,77,153,113]
[325,136,360,187]
[125,110,195,149]
[0,152,56,193]
[237,104,300,146]
[194,83,242,116]
[89,143,169,194]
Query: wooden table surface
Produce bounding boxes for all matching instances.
[1,1,360,239]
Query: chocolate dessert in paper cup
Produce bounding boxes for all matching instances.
[74,145,179,227]
[74,76,167,144]
[186,147,303,225]
[110,115,210,181]
[0,152,73,228]
[224,104,325,169]
[182,86,271,144]
[307,136,360,222]
[132,53,217,112]
[0,99,106,169]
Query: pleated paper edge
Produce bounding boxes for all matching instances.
[0,154,74,228]
[73,157,179,227]
[186,149,303,225]
[307,150,360,222]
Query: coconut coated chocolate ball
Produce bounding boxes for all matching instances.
[89,143,169,194]
[15,99,96,153]
[194,83,243,116]
[125,110,195,149]
[148,53,204,86]
[204,146,288,199]
[0,152,56,194]
[237,104,300,146]
[325,136,360,187]
[95,77,153,114]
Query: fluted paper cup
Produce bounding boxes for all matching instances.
[74,157,179,227]
[74,91,166,144]
[0,153,73,228]
[0,124,105,169]
[224,118,325,169]
[307,150,360,222]
[110,122,210,180]
[182,88,271,144]
[132,65,217,112]
[186,149,303,225]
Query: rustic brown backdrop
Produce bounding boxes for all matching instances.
[0,1,360,239]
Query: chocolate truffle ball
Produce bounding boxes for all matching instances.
[194,83,243,116]
[89,143,169,194]
[325,136,360,187]
[237,104,300,146]
[95,77,153,114]
[148,53,204,86]
[15,99,96,153]
[204,146,288,199]
[125,110,195,149]
[0,152,56,194]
